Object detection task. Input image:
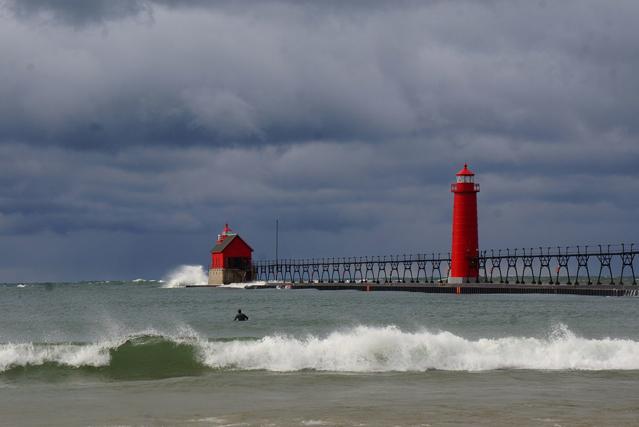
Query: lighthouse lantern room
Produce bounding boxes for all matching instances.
[208,224,254,285]
[449,164,480,284]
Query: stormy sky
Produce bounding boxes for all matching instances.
[1,0,638,282]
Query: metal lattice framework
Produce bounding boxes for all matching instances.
[253,244,637,285]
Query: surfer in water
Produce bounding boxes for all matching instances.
[234,309,249,321]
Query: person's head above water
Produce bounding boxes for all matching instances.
[238,309,242,313]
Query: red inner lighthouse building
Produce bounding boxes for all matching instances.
[449,164,480,284]
[208,224,254,285]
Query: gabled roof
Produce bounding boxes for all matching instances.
[211,234,253,253]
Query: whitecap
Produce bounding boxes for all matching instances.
[197,324,639,372]
[218,281,272,289]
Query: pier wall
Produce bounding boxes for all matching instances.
[208,268,249,285]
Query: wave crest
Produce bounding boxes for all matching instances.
[0,342,110,372]
[2,325,639,378]
[200,324,639,372]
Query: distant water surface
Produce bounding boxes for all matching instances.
[1,280,639,426]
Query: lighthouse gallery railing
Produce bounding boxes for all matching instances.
[253,243,637,285]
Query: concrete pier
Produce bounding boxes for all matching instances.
[186,282,639,297]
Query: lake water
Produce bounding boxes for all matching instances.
[1,280,639,426]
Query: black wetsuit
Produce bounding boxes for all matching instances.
[234,313,249,321]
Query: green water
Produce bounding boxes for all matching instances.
[1,281,639,425]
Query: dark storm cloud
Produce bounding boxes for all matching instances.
[4,0,405,26]
[4,0,149,25]
[0,0,638,281]
[2,0,638,149]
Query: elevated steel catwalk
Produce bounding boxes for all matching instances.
[253,243,637,286]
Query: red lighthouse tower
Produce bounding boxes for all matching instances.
[449,164,480,284]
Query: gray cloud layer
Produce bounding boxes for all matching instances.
[0,0,638,281]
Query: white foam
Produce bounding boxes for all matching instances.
[0,326,201,372]
[3,325,639,373]
[188,417,228,424]
[162,265,208,288]
[218,281,271,289]
[198,324,639,372]
[0,342,111,371]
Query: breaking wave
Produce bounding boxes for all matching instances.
[161,264,273,288]
[2,325,639,380]
[198,324,639,372]
[162,265,208,288]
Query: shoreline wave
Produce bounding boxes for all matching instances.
[2,325,639,379]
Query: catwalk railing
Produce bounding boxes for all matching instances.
[253,244,637,285]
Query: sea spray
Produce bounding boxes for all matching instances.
[163,265,208,288]
[162,264,271,288]
[2,325,639,376]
